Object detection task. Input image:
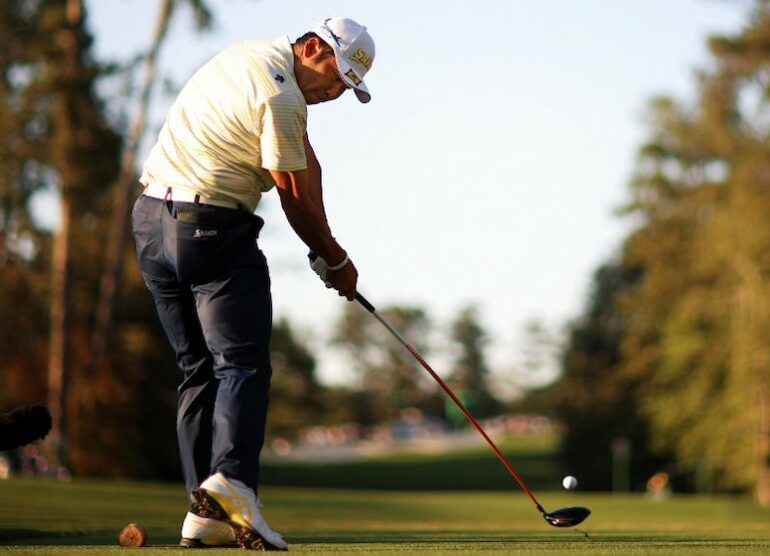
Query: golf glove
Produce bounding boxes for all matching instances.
[309,253,330,282]
[308,251,349,288]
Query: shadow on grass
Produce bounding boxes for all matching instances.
[0,523,590,548]
[4,528,769,552]
[0,528,180,547]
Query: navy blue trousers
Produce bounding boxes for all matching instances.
[132,195,272,494]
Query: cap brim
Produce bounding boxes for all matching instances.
[353,87,371,103]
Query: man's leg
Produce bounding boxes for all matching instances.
[133,196,278,548]
[155,203,285,550]
[149,283,219,493]
[193,250,273,491]
[147,198,272,491]
[132,196,218,493]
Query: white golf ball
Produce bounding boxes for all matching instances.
[562,475,578,490]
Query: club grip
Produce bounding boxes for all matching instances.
[309,251,374,312]
[355,292,376,313]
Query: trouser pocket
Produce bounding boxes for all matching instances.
[169,205,263,284]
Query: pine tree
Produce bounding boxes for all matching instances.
[544,1,770,501]
[615,0,770,501]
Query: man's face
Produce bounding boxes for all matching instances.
[296,39,349,105]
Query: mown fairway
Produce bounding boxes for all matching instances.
[260,432,562,491]
[1,477,770,555]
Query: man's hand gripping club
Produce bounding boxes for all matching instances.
[308,251,356,299]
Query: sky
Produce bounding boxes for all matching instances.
[77,0,750,387]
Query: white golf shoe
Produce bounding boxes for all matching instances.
[179,511,236,548]
[192,472,288,551]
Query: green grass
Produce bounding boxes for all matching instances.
[261,433,562,490]
[2,477,770,554]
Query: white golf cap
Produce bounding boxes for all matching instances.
[312,17,375,103]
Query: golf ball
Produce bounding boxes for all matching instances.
[562,475,578,490]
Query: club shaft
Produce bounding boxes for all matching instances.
[355,292,545,514]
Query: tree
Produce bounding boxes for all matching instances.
[540,263,667,490]
[0,0,123,466]
[333,302,441,424]
[537,1,770,501]
[619,0,770,500]
[0,2,53,410]
[92,0,213,362]
[1,1,183,481]
[267,318,326,437]
[447,304,501,424]
[546,0,770,501]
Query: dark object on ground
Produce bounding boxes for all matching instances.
[0,404,52,451]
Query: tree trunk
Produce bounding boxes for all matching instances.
[754,369,770,505]
[44,0,87,472]
[91,0,174,362]
[46,194,71,466]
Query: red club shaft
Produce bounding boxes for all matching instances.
[355,293,545,514]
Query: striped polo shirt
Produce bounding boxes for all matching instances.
[140,36,307,212]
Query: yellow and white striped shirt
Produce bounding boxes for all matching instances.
[140,36,307,212]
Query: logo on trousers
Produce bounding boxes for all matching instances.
[194,229,218,238]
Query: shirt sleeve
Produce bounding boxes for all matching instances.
[259,93,307,171]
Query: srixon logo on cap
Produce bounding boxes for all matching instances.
[345,69,362,86]
[350,48,372,70]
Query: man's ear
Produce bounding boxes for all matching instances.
[302,37,326,60]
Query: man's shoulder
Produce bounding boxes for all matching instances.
[217,37,299,102]
[228,37,291,71]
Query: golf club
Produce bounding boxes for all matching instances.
[353,290,591,529]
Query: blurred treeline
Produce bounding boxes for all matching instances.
[537,1,770,504]
[3,0,770,506]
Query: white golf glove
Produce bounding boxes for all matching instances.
[310,254,330,282]
[308,251,349,288]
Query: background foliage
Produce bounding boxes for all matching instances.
[542,0,770,503]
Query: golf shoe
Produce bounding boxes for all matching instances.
[192,472,287,551]
[179,511,236,548]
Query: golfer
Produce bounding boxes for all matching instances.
[132,17,375,550]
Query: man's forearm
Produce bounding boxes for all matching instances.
[277,188,347,265]
[270,140,348,265]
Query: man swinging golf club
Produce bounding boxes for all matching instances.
[132,17,375,550]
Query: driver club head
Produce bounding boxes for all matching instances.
[543,506,591,528]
